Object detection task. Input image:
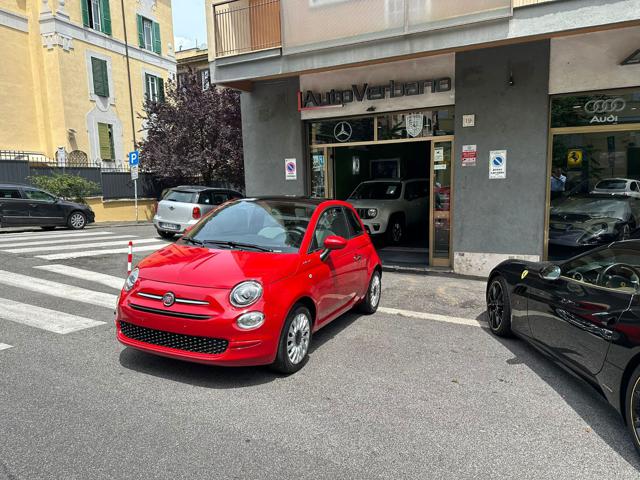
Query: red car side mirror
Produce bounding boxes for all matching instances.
[320,235,347,261]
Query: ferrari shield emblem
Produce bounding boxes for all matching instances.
[405,113,424,138]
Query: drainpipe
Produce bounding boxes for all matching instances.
[121,0,137,155]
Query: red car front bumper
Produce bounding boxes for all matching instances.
[115,280,281,367]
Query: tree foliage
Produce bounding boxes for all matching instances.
[138,70,244,189]
[28,174,100,204]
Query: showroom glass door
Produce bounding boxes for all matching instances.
[430,139,454,267]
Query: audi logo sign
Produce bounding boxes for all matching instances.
[584,98,626,114]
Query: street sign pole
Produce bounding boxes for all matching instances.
[134,178,138,222]
[128,150,140,223]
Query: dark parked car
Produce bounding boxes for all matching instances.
[486,241,640,453]
[549,194,640,247]
[0,183,95,230]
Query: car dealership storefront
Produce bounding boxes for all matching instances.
[238,27,640,276]
[299,54,456,267]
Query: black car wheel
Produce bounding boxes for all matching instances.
[67,211,87,230]
[157,229,175,240]
[625,365,640,455]
[486,276,512,337]
[386,215,404,245]
[272,304,312,375]
[358,270,381,314]
[621,224,631,241]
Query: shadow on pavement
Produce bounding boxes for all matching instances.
[476,311,640,470]
[118,310,365,388]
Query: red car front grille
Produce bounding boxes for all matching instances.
[120,321,228,355]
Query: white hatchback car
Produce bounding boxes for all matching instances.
[153,186,243,238]
[591,178,640,199]
[348,179,429,244]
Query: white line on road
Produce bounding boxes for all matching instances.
[0,270,117,308]
[0,231,115,243]
[0,297,105,334]
[1,234,135,249]
[378,306,486,328]
[36,243,168,260]
[0,343,13,351]
[34,265,125,290]
[3,238,161,254]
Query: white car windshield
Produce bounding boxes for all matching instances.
[349,182,402,200]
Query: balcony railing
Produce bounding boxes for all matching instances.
[213,0,282,58]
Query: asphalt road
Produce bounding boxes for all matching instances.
[0,224,639,479]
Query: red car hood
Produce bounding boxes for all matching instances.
[138,243,301,288]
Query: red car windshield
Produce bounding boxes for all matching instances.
[185,199,316,253]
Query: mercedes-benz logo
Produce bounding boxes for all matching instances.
[162,292,176,307]
[584,98,626,114]
[333,121,353,142]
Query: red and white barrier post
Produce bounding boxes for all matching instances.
[127,241,133,274]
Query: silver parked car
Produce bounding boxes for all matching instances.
[348,179,429,244]
[153,186,243,238]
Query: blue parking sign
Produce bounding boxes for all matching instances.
[128,150,139,167]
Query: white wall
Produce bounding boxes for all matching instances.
[550,26,640,94]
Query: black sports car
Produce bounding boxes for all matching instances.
[487,240,640,453]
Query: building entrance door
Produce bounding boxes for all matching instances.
[430,139,454,267]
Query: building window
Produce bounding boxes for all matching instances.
[177,73,188,89]
[548,88,640,261]
[145,73,165,102]
[200,69,210,91]
[91,57,109,98]
[82,0,112,35]
[137,15,161,54]
[98,122,115,161]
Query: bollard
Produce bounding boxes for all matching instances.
[127,241,133,274]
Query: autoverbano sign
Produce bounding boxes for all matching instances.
[298,77,452,111]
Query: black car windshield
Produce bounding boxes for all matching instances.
[551,197,629,220]
[185,200,316,252]
[349,182,402,200]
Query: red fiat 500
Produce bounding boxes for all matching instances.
[116,197,382,373]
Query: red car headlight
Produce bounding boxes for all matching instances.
[230,281,262,307]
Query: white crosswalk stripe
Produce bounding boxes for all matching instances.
[0,231,115,243]
[0,270,117,308]
[0,298,105,334]
[2,234,134,248]
[36,242,168,260]
[34,265,125,290]
[0,343,13,351]
[3,238,161,254]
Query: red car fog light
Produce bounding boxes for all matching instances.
[236,311,265,330]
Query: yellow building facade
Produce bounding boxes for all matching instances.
[0,0,175,167]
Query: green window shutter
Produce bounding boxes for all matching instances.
[98,123,112,160]
[144,73,151,100]
[101,60,110,98]
[81,0,90,27]
[152,22,161,54]
[100,0,112,35]
[91,57,108,97]
[158,77,165,102]
[137,15,144,48]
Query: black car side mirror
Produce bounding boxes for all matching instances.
[540,264,562,281]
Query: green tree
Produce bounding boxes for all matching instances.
[28,174,100,204]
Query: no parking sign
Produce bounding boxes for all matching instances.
[489,150,507,179]
[285,158,297,180]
